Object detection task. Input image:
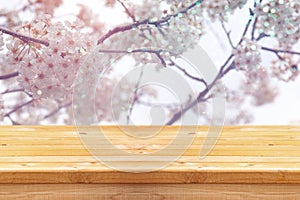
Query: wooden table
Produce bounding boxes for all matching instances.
[0,126,300,199]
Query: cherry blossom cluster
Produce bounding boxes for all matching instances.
[241,68,278,106]
[232,39,262,70]
[33,0,63,16]
[164,0,247,21]
[271,55,300,82]
[99,1,204,64]
[255,0,300,48]
[200,0,247,21]
[4,17,96,100]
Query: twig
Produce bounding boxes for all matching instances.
[220,21,235,48]
[0,72,19,80]
[4,99,34,117]
[117,0,136,22]
[97,0,203,44]
[2,88,24,94]
[256,32,269,41]
[43,102,72,120]
[166,54,234,125]
[261,47,300,56]
[99,48,169,67]
[7,115,21,125]
[170,59,208,87]
[251,0,259,40]
[251,17,258,40]
[1,88,32,97]
[126,66,144,125]
[0,26,49,46]
[237,8,255,46]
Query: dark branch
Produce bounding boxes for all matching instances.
[170,59,208,87]
[0,72,19,80]
[237,8,255,46]
[99,48,168,67]
[4,99,34,117]
[43,102,72,120]
[97,0,203,44]
[7,115,21,125]
[117,0,136,22]
[166,54,234,125]
[261,47,300,56]
[221,21,235,48]
[0,26,49,47]
[126,66,144,124]
[251,1,258,40]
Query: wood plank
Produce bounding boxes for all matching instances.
[0,126,300,184]
[2,155,300,163]
[0,184,300,200]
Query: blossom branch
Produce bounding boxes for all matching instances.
[117,0,136,22]
[7,115,21,125]
[97,0,203,44]
[237,8,255,46]
[169,59,208,87]
[99,48,168,67]
[99,48,211,88]
[251,0,259,40]
[126,66,144,125]
[261,47,300,56]
[166,54,235,125]
[165,2,260,124]
[0,26,49,46]
[0,71,19,80]
[221,21,235,48]
[43,102,72,120]
[4,99,34,117]
[1,88,32,97]
[1,88,24,94]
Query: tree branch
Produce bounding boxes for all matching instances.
[43,102,72,120]
[261,46,300,56]
[170,58,208,87]
[117,0,136,22]
[237,8,255,46]
[220,21,235,48]
[126,66,144,125]
[97,0,203,44]
[4,99,34,117]
[7,115,21,125]
[166,54,234,125]
[1,88,29,96]
[99,48,168,67]
[0,26,49,46]
[0,71,19,80]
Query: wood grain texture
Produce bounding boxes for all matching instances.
[0,126,300,184]
[0,184,300,200]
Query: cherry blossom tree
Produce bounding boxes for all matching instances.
[0,0,299,125]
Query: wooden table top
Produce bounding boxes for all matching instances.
[0,126,300,184]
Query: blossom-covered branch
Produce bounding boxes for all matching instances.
[166,54,235,125]
[0,26,49,46]
[0,0,299,125]
[97,0,203,44]
[99,48,168,67]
